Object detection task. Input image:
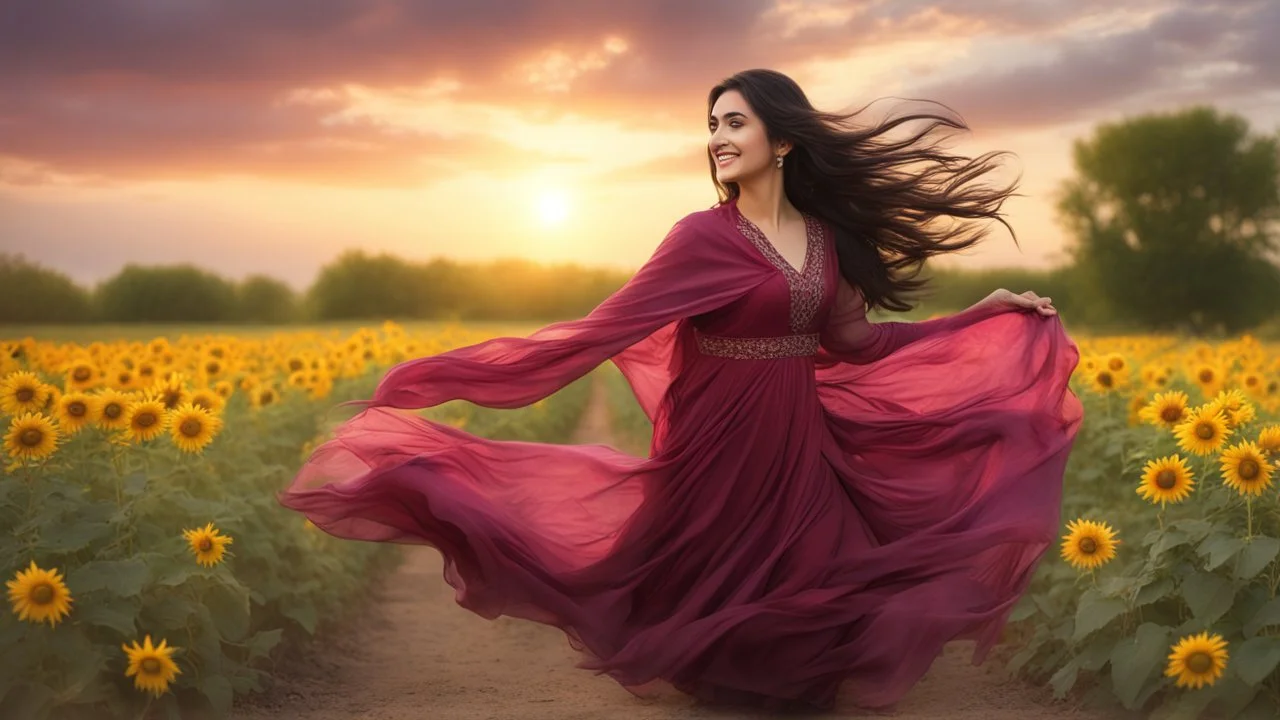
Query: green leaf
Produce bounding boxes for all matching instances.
[66,558,149,597]
[205,581,250,642]
[1244,597,1280,638]
[281,601,318,634]
[1049,658,1080,699]
[37,521,114,553]
[121,472,149,497]
[1180,572,1235,625]
[1149,530,1190,561]
[1234,536,1280,581]
[246,628,283,661]
[1073,589,1128,642]
[198,675,233,716]
[1170,519,1213,543]
[78,599,138,636]
[1110,623,1171,710]
[1233,636,1280,686]
[1198,533,1246,570]
[1134,577,1175,607]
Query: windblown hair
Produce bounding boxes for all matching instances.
[708,68,1021,313]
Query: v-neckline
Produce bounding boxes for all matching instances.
[733,203,813,277]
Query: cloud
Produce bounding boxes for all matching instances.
[1,0,1276,188]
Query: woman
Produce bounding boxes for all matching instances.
[278,68,1083,712]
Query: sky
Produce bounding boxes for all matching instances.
[2,0,1278,290]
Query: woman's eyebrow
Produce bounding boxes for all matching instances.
[709,111,747,122]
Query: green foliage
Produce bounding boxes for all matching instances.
[95,264,240,323]
[1056,105,1280,333]
[1008,372,1280,718]
[233,275,299,324]
[0,254,93,323]
[0,345,594,719]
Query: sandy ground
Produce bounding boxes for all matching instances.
[233,376,1129,720]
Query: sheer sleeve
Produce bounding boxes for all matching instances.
[817,276,1008,365]
[359,211,772,411]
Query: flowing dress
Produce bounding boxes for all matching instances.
[277,197,1084,711]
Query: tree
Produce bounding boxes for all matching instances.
[0,253,93,323]
[234,275,299,323]
[95,265,238,322]
[1056,106,1280,333]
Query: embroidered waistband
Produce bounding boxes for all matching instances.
[693,329,820,359]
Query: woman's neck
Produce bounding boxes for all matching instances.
[734,182,798,233]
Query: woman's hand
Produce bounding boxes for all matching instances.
[981,288,1057,317]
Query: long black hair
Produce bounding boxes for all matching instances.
[708,69,1021,313]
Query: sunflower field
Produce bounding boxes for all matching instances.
[1007,333,1280,718]
[0,321,590,720]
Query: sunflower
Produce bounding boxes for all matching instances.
[1208,389,1255,428]
[167,403,223,454]
[187,387,226,413]
[124,399,169,443]
[6,560,74,626]
[182,522,233,567]
[1258,425,1280,457]
[1137,455,1195,507]
[1103,352,1128,374]
[1164,632,1228,689]
[1190,363,1224,395]
[250,385,279,409]
[95,389,132,431]
[121,635,182,697]
[55,391,100,435]
[1173,406,1232,456]
[1088,369,1120,395]
[63,359,100,392]
[212,380,234,399]
[1138,391,1189,430]
[1219,441,1275,497]
[146,373,190,411]
[1060,519,1120,571]
[3,413,60,461]
[0,371,51,416]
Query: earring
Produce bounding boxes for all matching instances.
[776,154,784,169]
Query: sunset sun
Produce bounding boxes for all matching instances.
[535,189,571,227]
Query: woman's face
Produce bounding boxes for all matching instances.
[708,89,782,186]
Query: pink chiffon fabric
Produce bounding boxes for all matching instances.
[277,197,1083,711]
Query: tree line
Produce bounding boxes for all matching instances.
[3,105,1278,335]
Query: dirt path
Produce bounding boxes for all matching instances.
[234,374,1120,720]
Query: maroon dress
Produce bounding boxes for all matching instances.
[278,196,1083,710]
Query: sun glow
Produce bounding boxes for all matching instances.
[535,188,572,226]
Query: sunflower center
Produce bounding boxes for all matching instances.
[1196,423,1215,440]
[136,412,157,428]
[1108,359,1124,371]
[259,392,274,405]
[1161,407,1182,423]
[162,391,180,409]
[180,419,202,437]
[1098,373,1113,388]
[73,367,91,381]
[68,401,87,417]
[206,361,220,374]
[1239,460,1259,480]
[1199,370,1214,383]
[198,538,213,552]
[20,429,44,447]
[31,583,54,604]
[1186,652,1213,674]
[194,399,211,410]
[1157,470,1178,489]
[1078,537,1098,554]
[16,387,34,402]
[104,403,123,419]
[141,657,162,675]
